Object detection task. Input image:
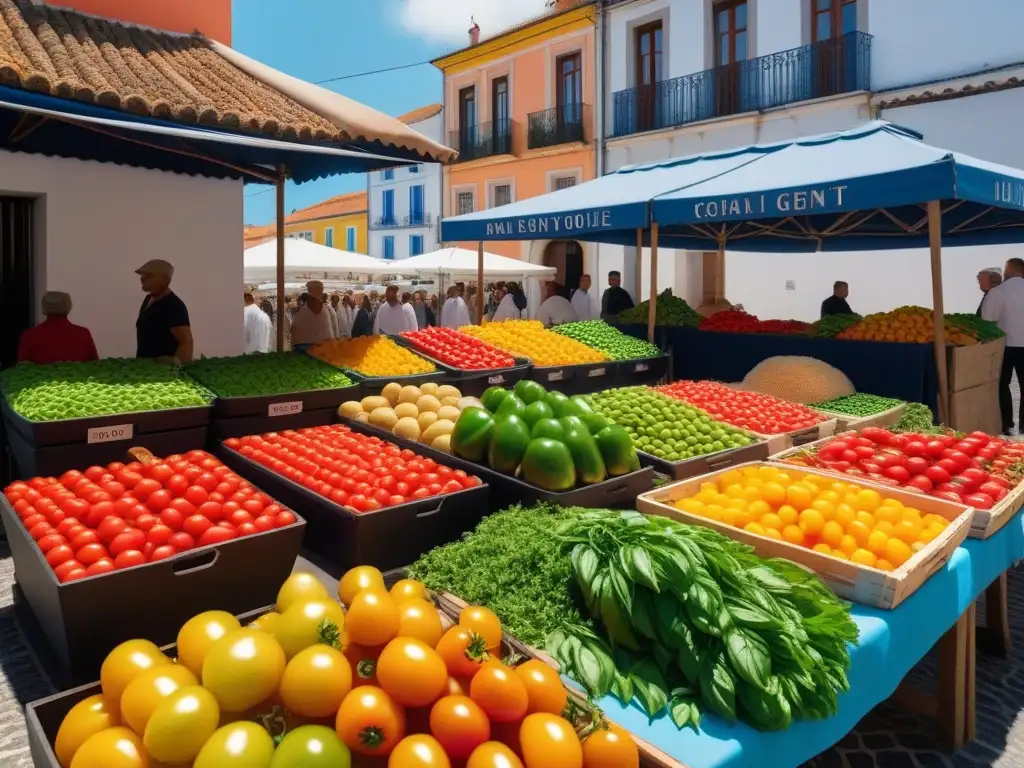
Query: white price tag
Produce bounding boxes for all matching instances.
[548,371,564,381]
[268,401,303,417]
[634,363,650,373]
[86,424,133,444]
[487,374,506,385]
[588,368,607,378]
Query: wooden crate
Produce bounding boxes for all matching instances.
[636,461,973,609]
[948,338,1004,393]
[430,589,688,768]
[813,402,906,432]
[950,382,1001,436]
[752,418,838,456]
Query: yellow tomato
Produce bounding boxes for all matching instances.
[311,336,435,376]
[397,598,444,647]
[390,578,429,604]
[69,727,147,768]
[249,611,281,634]
[347,590,401,647]
[459,320,607,366]
[274,599,347,658]
[120,664,198,736]
[100,640,171,713]
[54,695,119,768]
[277,572,330,613]
[143,685,220,765]
[176,611,241,677]
[193,721,276,768]
[202,629,286,712]
[279,644,353,718]
[339,565,386,606]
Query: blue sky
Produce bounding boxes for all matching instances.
[235,0,546,226]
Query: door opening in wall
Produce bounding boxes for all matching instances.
[0,197,35,370]
[542,240,584,299]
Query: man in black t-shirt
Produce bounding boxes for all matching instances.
[820,280,854,318]
[135,259,193,363]
[601,270,634,323]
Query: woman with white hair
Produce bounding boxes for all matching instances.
[18,291,99,364]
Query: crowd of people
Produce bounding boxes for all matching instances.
[243,271,638,354]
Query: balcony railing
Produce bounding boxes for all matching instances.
[370,213,435,230]
[449,119,513,163]
[611,31,871,138]
[528,104,586,149]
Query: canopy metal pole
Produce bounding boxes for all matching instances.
[634,228,643,308]
[648,223,659,343]
[275,166,286,352]
[928,201,950,425]
[476,241,485,324]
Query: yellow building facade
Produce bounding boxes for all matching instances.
[244,190,369,252]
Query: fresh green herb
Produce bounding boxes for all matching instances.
[944,313,1004,341]
[808,314,862,338]
[813,393,904,417]
[891,402,945,434]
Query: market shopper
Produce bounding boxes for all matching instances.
[18,291,99,365]
[600,270,634,323]
[441,285,471,328]
[977,268,1003,316]
[983,258,1024,434]
[571,273,596,321]
[373,285,417,335]
[243,293,272,354]
[307,280,338,338]
[290,287,334,347]
[351,294,373,338]
[135,259,193,363]
[261,297,290,351]
[412,291,434,328]
[820,281,854,318]
[336,294,355,339]
[536,281,577,327]
[490,282,522,322]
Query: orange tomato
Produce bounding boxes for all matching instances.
[100,639,170,713]
[436,626,489,679]
[338,565,385,606]
[54,694,119,768]
[470,662,529,723]
[468,741,526,768]
[346,590,401,647]
[388,734,451,768]
[344,642,384,687]
[513,660,568,716]
[377,638,448,708]
[390,578,429,604]
[581,725,639,768]
[490,718,524,757]
[336,685,406,757]
[397,599,444,648]
[520,713,583,768]
[445,677,468,696]
[429,695,491,760]
[459,606,502,650]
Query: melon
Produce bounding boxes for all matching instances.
[742,356,854,404]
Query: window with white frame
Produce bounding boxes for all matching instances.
[457,191,475,215]
[492,183,512,207]
[554,176,577,190]
[382,168,394,180]
[324,227,334,248]
[409,165,420,174]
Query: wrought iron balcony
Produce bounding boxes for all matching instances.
[449,119,513,163]
[528,104,587,149]
[370,213,435,230]
[611,31,871,138]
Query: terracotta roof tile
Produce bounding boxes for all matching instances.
[285,190,367,224]
[396,103,441,125]
[0,0,342,142]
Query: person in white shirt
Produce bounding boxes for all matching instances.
[243,293,272,353]
[570,274,596,321]
[441,286,471,329]
[536,281,578,327]
[373,285,418,335]
[490,287,522,322]
[307,280,339,338]
[336,294,355,339]
[982,257,1024,434]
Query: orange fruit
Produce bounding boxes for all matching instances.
[839,535,858,556]
[885,538,913,567]
[834,504,857,528]
[867,530,889,558]
[762,483,786,505]
[786,484,813,509]
[781,525,805,546]
[850,548,877,567]
[855,489,882,512]
[760,513,783,531]
[798,509,825,536]
[847,520,871,547]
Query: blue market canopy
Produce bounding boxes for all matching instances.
[441,121,1024,252]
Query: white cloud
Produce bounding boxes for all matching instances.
[398,0,550,46]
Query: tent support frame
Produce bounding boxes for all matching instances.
[634,228,643,308]
[476,241,485,324]
[276,166,286,352]
[648,223,659,342]
[928,200,950,425]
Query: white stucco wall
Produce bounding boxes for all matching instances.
[1,149,243,359]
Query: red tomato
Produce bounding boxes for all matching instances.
[168,532,195,551]
[22,513,46,530]
[145,489,171,513]
[237,522,258,536]
[86,559,115,576]
[96,517,129,544]
[134,514,159,532]
[147,464,175,485]
[60,567,88,583]
[275,510,297,527]
[149,545,177,562]
[56,518,81,537]
[37,532,67,553]
[184,486,209,507]
[53,559,83,581]
[76,543,109,565]
[71,530,101,550]
[183,515,212,538]
[114,550,146,569]
[45,545,76,568]
[253,516,275,532]
[159,509,184,531]
[109,529,146,557]
[933,490,964,504]
[198,526,236,546]
[168,497,197,517]
[133,479,161,501]
[229,509,253,526]
[29,521,55,540]
[964,493,995,510]
[197,501,223,521]
[146,524,174,545]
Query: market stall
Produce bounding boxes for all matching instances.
[243,238,388,284]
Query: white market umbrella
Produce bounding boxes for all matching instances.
[386,247,556,279]
[244,238,390,283]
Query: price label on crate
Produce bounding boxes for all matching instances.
[487,374,506,385]
[268,401,303,417]
[548,371,564,381]
[86,424,133,444]
[588,368,607,378]
[634,363,650,373]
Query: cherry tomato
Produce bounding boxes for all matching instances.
[193,721,276,768]
[150,545,177,561]
[119,663,198,735]
[279,644,353,718]
[377,637,447,708]
[520,713,583,768]
[37,532,66,554]
[29,521,54,540]
[143,685,220,764]
[114,550,147,569]
[76,542,109,565]
[336,685,406,756]
[459,606,502,651]
[147,524,174,545]
[201,628,286,712]
[198,525,237,546]
[100,638,170,705]
[132,478,161,501]
[436,626,488,679]
[347,590,401,647]
[45,544,76,568]
[429,695,490,759]
[66,726,148,768]
[468,741,525,768]
[109,529,146,557]
[54,558,84,581]
[581,724,639,768]
[276,510,297,527]
[470,662,529,723]
[97,517,130,544]
[390,734,452,767]
[53,694,118,767]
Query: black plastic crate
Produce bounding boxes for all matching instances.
[338,416,653,507]
[208,407,340,441]
[0,493,305,688]
[615,354,670,386]
[636,440,769,480]
[217,442,490,573]
[1,397,213,447]
[4,424,210,479]
[529,365,575,388]
[558,361,621,396]
[208,384,361,419]
[389,335,534,397]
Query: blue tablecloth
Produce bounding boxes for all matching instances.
[616,325,940,415]
[590,512,1024,768]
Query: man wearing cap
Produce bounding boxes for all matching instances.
[18,291,99,365]
[135,260,193,363]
